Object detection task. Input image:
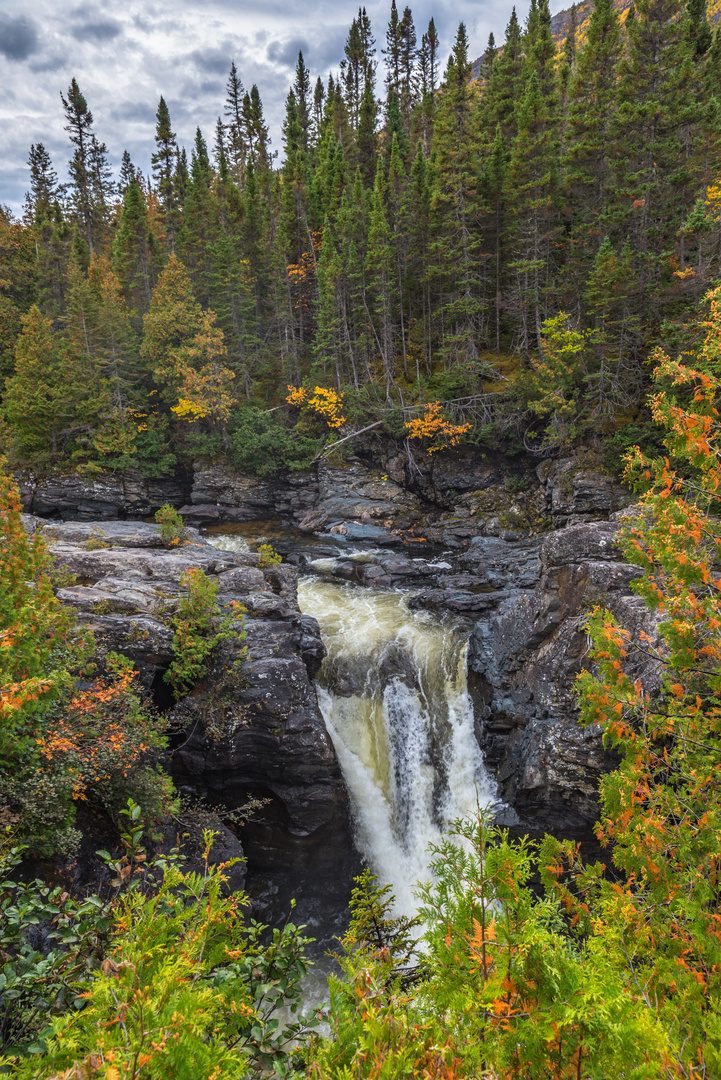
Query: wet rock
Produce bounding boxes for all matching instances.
[469,519,659,832]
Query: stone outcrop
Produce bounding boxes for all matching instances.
[37,519,353,904]
[536,458,630,528]
[18,469,192,520]
[468,518,660,832]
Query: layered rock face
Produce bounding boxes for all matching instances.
[34,520,352,902]
[467,519,660,833]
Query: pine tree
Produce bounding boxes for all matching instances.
[4,307,72,459]
[484,9,524,138]
[428,24,485,367]
[294,52,312,151]
[224,60,248,184]
[312,77,326,146]
[483,125,508,353]
[561,0,623,313]
[119,150,136,193]
[398,7,417,133]
[179,128,216,304]
[26,144,58,219]
[384,1,402,100]
[141,253,204,400]
[365,159,396,397]
[61,79,99,250]
[152,96,179,250]
[113,178,158,321]
[507,69,561,354]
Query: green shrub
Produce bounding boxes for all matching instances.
[2,804,315,1075]
[165,568,246,699]
[154,503,185,546]
[257,543,282,568]
[229,407,319,476]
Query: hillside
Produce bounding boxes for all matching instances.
[473,0,718,74]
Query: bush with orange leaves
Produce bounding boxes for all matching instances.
[404,402,471,453]
[286,384,346,429]
[0,468,173,854]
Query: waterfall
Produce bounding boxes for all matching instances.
[206,530,496,918]
[298,573,496,917]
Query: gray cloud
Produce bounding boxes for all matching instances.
[267,37,309,69]
[0,15,39,60]
[71,19,123,42]
[189,45,235,76]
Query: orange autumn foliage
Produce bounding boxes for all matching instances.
[404,402,471,452]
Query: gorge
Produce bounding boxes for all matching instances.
[19,441,642,955]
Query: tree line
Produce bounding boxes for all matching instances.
[2,0,721,473]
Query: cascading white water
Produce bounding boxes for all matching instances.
[205,530,496,918]
[298,572,496,917]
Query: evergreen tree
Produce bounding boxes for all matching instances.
[119,150,136,193]
[4,308,72,459]
[313,77,326,145]
[561,0,623,312]
[485,8,524,138]
[507,69,561,353]
[294,52,312,151]
[365,159,396,397]
[384,1,402,99]
[152,96,179,250]
[428,24,485,367]
[113,178,158,321]
[224,61,247,183]
[398,7,418,132]
[60,79,101,250]
[140,252,204,400]
[26,144,58,219]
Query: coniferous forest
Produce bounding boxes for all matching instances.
[6,0,721,1075]
[3,0,721,471]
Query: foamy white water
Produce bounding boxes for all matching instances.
[298,577,496,918]
[205,533,251,554]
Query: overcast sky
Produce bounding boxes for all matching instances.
[0,0,521,216]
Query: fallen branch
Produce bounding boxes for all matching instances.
[316,420,385,460]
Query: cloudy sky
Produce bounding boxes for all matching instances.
[0,0,520,216]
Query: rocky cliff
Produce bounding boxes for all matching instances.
[28,518,354,914]
[468,517,661,833]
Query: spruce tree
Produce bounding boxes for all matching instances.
[61,79,100,250]
[119,150,136,193]
[152,97,179,251]
[561,0,623,311]
[3,308,72,460]
[294,52,312,151]
[141,252,204,400]
[428,23,485,367]
[484,9,524,138]
[224,61,248,183]
[113,178,158,321]
[26,144,58,220]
